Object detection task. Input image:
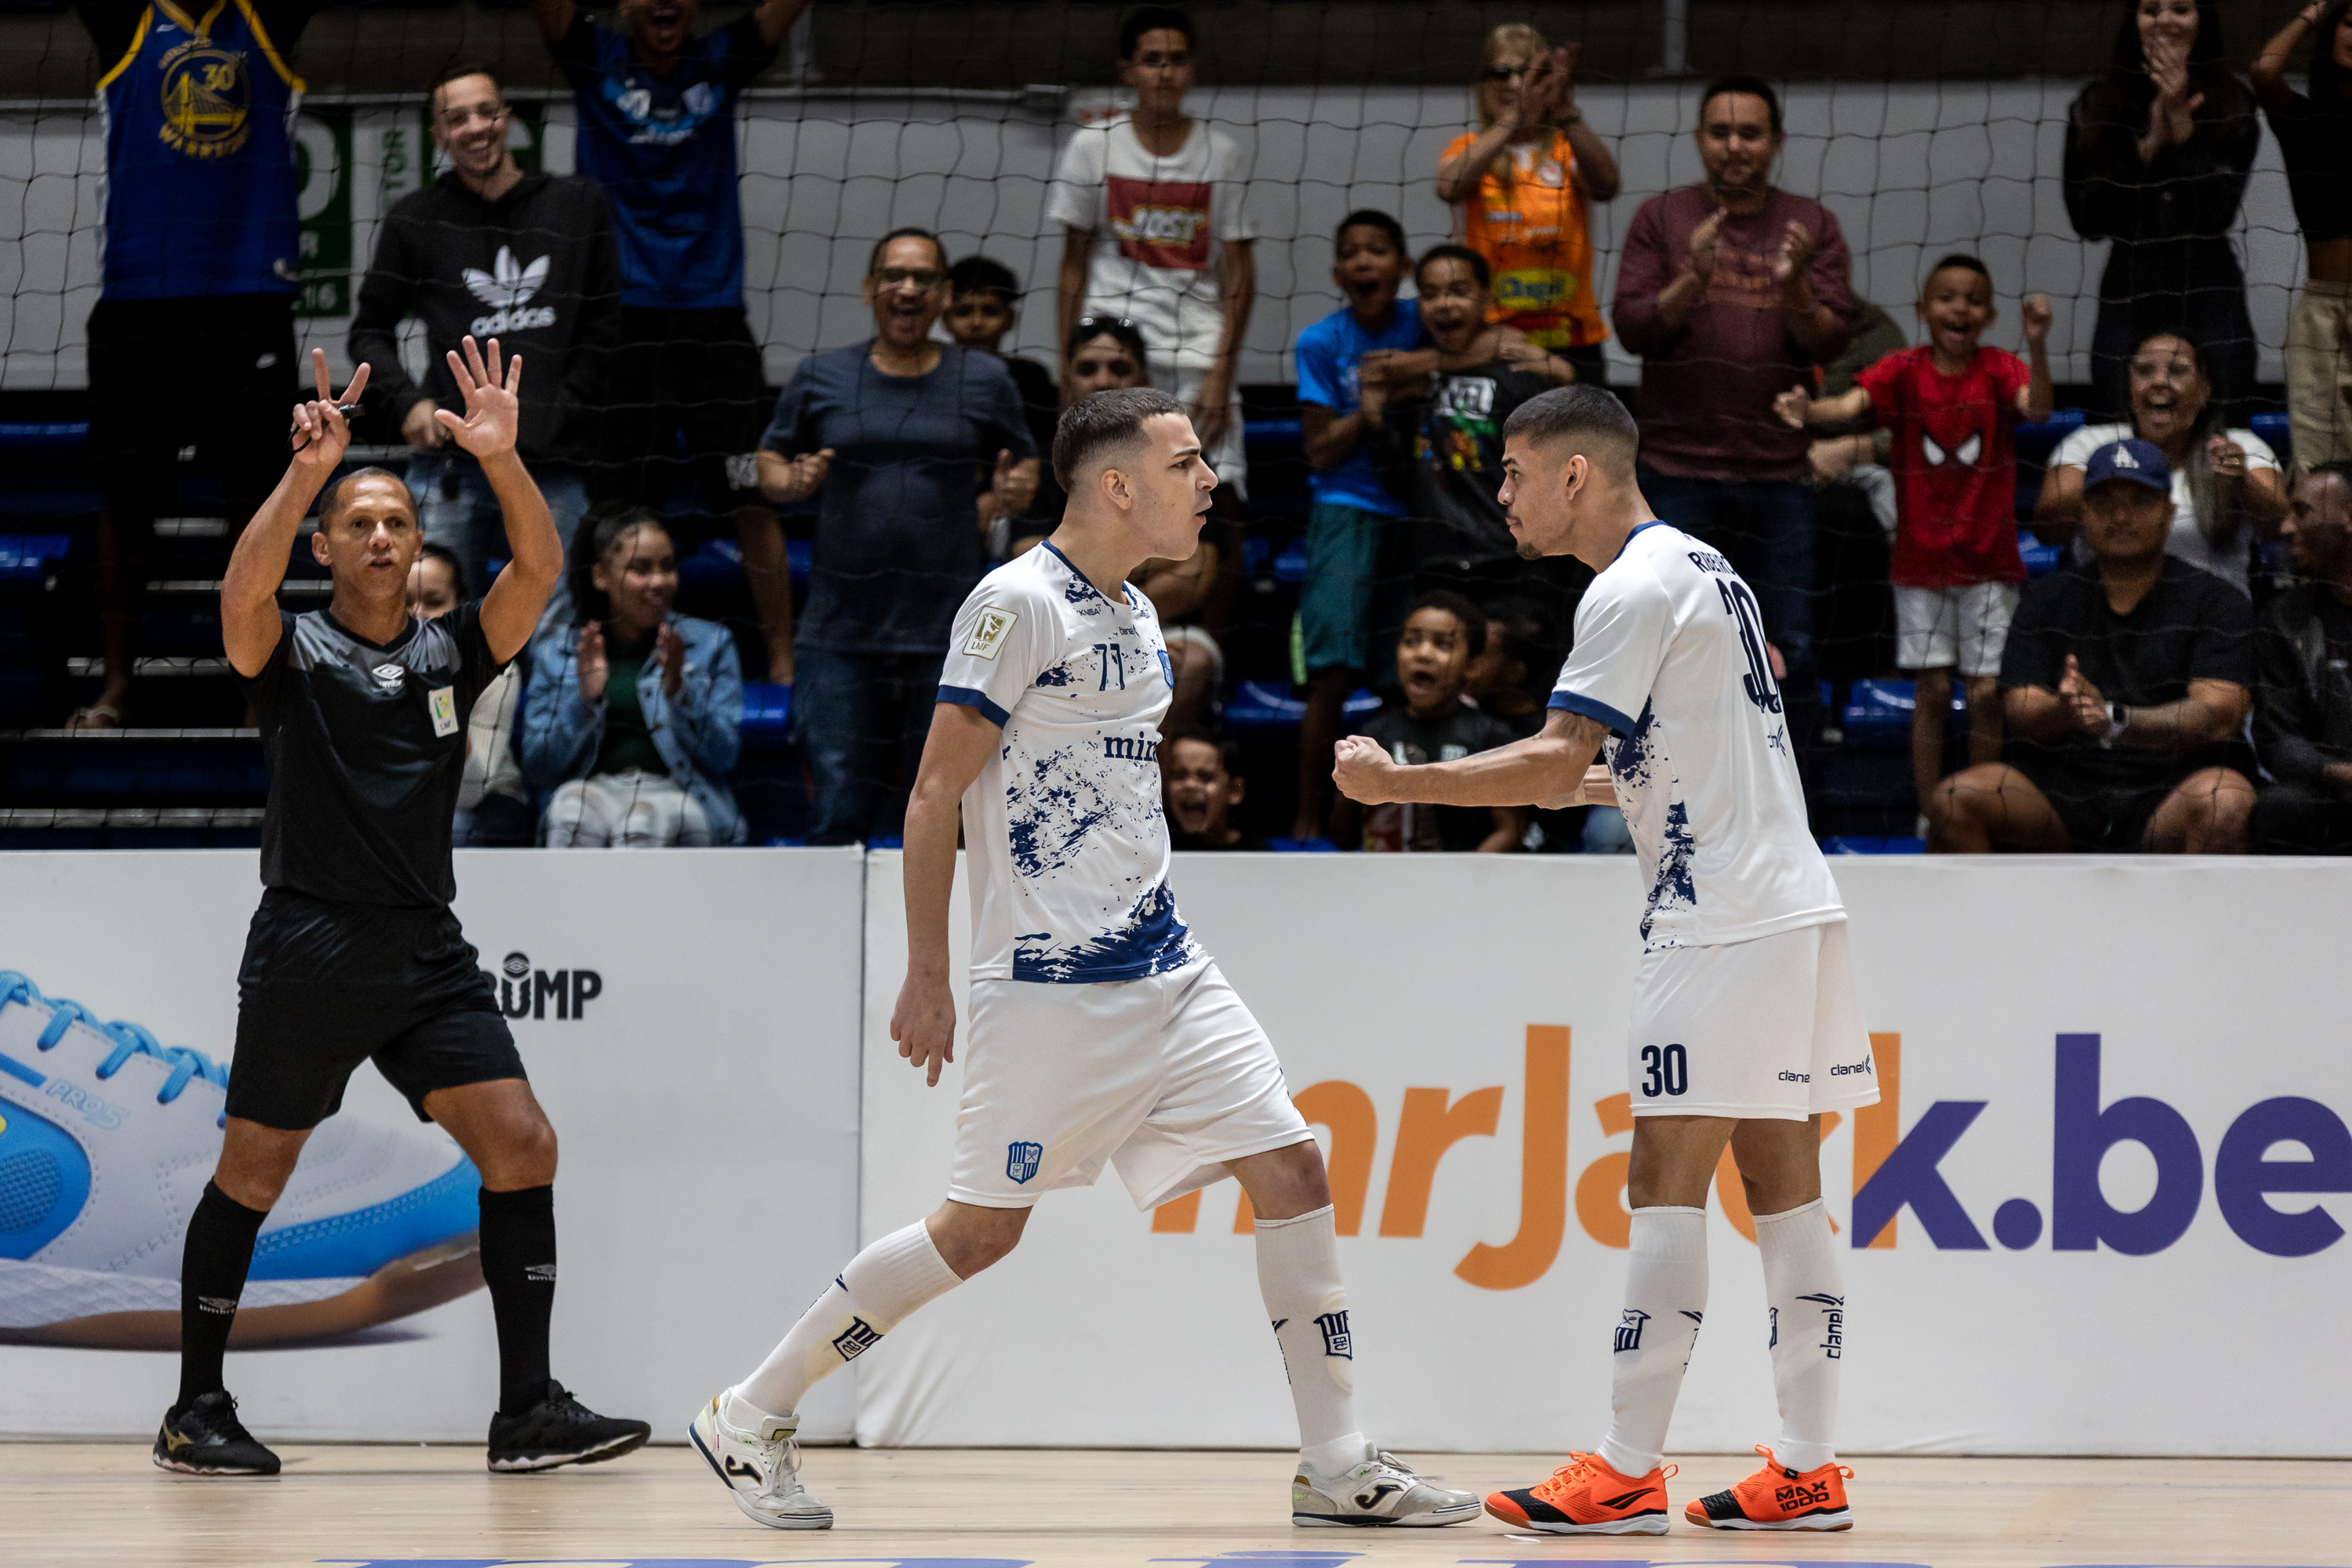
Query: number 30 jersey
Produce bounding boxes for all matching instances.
[1549,522,1844,951]
[937,542,1200,985]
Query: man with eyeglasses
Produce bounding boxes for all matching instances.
[1047,4,1258,497]
[350,62,621,636]
[529,0,813,684]
[757,227,1039,846]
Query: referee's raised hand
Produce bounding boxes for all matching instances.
[431,334,523,459]
[289,347,369,467]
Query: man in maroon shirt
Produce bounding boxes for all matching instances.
[1613,73,1853,713]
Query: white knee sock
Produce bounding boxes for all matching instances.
[1755,1198,1844,1474]
[729,1220,961,1421]
[1254,1205,1366,1473]
[1598,1206,1708,1479]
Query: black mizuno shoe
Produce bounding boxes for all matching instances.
[486,1380,652,1472]
[153,1390,281,1476]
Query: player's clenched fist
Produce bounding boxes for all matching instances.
[1332,735,1398,804]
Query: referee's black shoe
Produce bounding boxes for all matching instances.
[153,1391,281,1476]
[486,1380,652,1472]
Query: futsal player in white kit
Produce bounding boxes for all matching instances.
[1335,385,1879,1535]
[689,387,1478,1532]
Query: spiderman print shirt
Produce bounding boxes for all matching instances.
[1854,343,2032,589]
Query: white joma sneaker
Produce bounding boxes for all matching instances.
[1294,1446,1482,1527]
[0,969,485,1348]
[690,1393,833,1529]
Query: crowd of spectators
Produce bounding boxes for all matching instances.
[61,0,2352,857]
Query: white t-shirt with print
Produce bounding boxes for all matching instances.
[1550,522,1846,951]
[1044,114,1256,371]
[937,542,1200,984]
[2050,422,2279,591]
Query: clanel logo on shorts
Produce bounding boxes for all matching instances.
[1006,1140,1044,1184]
[1779,1069,1813,1083]
[1830,1057,1873,1076]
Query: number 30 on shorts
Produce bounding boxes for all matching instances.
[1639,1043,1689,1098]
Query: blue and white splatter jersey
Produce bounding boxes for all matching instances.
[938,541,1199,984]
[1549,521,1843,950]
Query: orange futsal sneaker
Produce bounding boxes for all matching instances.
[1683,1445,1855,1530]
[1483,1451,1675,1535]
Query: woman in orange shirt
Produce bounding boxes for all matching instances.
[1436,24,1620,387]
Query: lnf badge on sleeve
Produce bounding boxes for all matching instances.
[964,605,1018,660]
[429,685,459,738]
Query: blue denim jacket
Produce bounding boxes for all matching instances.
[519,612,746,844]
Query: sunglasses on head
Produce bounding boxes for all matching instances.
[1484,64,1530,82]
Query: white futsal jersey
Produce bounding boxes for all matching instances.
[1550,522,1845,950]
[937,542,1200,983]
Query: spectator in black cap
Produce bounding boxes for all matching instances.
[1929,437,2255,854]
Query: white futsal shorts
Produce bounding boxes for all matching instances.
[1893,581,2020,677]
[951,956,1314,1212]
[1626,920,1881,1121]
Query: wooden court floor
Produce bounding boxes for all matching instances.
[0,1443,2343,1568]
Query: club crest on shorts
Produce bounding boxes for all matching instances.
[1005,1140,1044,1184]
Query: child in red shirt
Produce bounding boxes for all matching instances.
[1778,254,2054,817]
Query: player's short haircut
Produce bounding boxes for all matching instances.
[1162,727,1245,779]
[416,541,468,597]
[318,467,413,529]
[1416,243,1491,290]
[1119,4,1196,59]
[947,255,1020,303]
[1501,384,1642,480]
[430,59,502,103]
[1926,252,1992,289]
[1405,588,1488,660]
[868,226,947,277]
[1699,72,1784,136]
[1336,209,1406,255]
[1053,386,1186,492]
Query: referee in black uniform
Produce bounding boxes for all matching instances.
[156,340,650,1476]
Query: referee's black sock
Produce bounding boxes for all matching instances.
[479,1184,557,1415]
[177,1180,269,1410]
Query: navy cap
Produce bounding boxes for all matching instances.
[2082,437,2170,494]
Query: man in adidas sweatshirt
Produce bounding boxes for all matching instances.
[351,60,621,615]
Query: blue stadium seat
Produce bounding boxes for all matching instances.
[2250,411,2292,470]
[1822,834,1926,855]
[1842,677,1964,746]
[2020,533,2063,576]
[1222,679,1378,731]
[0,535,72,586]
[739,681,792,744]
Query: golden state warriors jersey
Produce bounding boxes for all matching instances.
[95,0,302,299]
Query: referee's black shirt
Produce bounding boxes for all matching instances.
[245,604,509,908]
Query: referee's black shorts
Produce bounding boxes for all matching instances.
[85,292,299,522]
[227,889,524,1133]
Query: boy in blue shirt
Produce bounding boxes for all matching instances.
[1290,209,1423,839]
[528,0,810,681]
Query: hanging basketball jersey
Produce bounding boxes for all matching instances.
[96,0,303,299]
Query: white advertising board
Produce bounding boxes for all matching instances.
[0,848,866,1442]
[857,852,2352,1456]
